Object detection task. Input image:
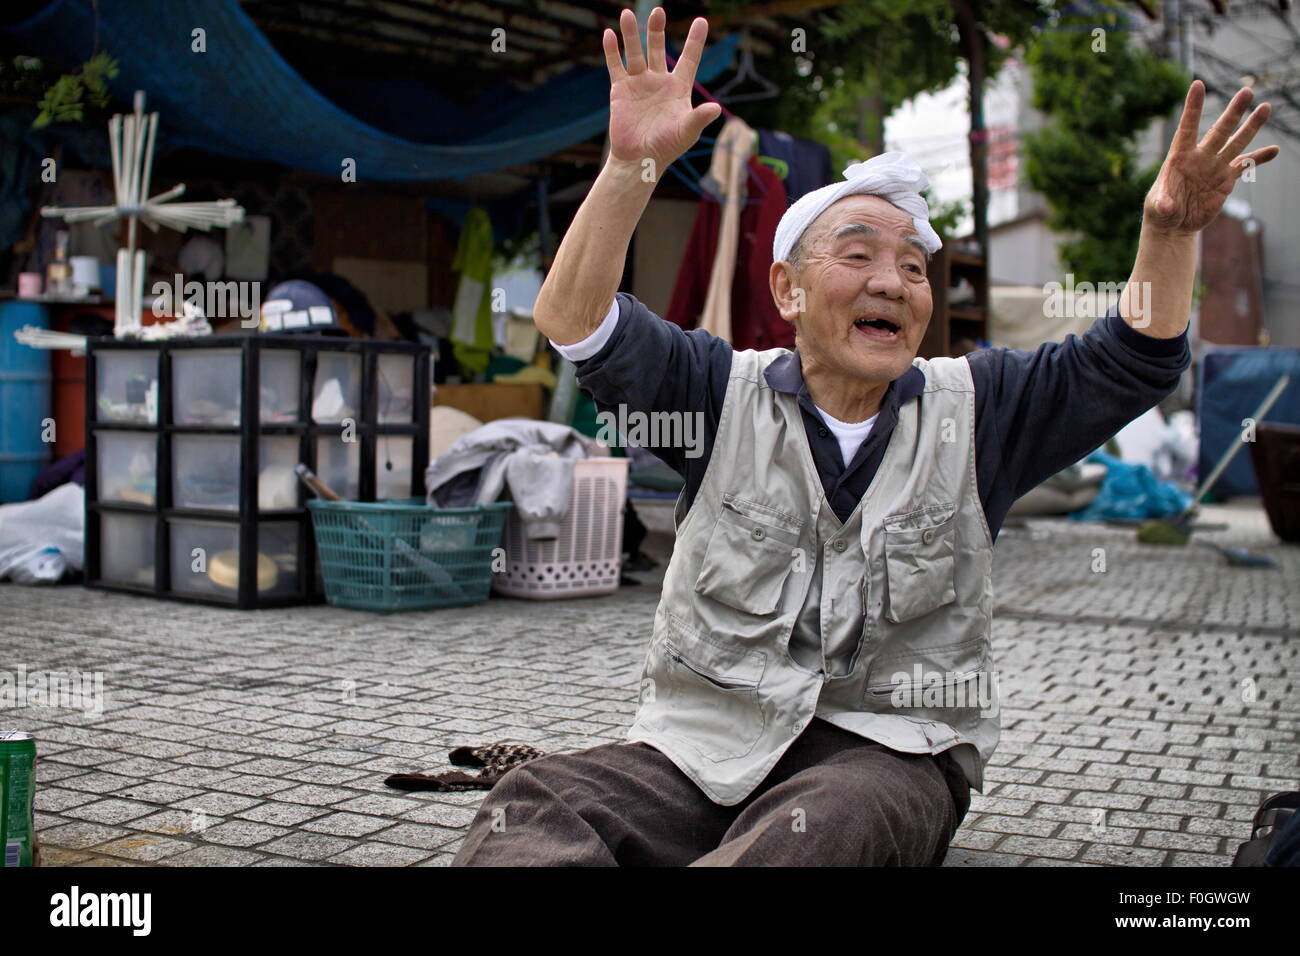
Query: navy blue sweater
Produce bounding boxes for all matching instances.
[573,292,1191,538]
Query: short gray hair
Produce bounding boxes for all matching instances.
[784,231,810,278]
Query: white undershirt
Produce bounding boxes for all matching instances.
[552,300,878,465]
[814,407,878,468]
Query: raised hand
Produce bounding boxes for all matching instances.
[1145,79,1279,236]
[603,7,722,175]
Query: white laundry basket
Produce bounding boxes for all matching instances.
[492,456,629,599]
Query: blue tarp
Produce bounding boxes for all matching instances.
[1197,347,1300,497]
[1068,450,1193,522]
[5,0,740,183]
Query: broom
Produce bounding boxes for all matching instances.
[1137,374,1291,546]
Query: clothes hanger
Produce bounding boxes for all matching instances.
[660,42,769,201]
[713,31,780,105]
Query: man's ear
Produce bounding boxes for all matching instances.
[770,260,801,325]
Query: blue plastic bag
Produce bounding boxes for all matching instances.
[1068,450,1193,522]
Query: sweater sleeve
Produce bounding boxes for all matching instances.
[570,291,732,481]
[967,305,1192,507]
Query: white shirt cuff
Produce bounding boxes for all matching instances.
[550,299,620,361]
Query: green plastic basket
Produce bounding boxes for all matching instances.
[307,498,512,613]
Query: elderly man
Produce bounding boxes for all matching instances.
[452,8,1278,867]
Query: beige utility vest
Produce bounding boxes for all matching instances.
[626,348,999,806]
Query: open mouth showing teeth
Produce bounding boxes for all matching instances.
[853,317,901,338]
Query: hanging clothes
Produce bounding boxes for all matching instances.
[450,206,495,377]
[666,155,791,352]
[697,115,754,343]
[757,129,835,205]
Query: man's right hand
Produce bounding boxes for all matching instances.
[603,7,722,177]
[535,7,721,346]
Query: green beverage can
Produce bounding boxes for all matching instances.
[0,731,36,867]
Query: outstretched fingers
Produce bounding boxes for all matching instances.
[1170,79,1206,153]
[1199,86,1255,154]
[1234,144,1281,177]
[619,8,646,75]
[646,6,667,72]
[602,28,627,83]
[672,17,709,87]
[1220,101,1271,162]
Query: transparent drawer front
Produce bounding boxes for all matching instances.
[96,351,158,423]
[259,436,300,510]
[315,434,360,499]
[173,435,240,511]
[377,353,415,423]
[169,519,240,597]
[96,432,156,505]
[258,521,301,598]
[375,435,413,500]
[312,352,360,423]
[173,349,242,425]
[260,349,301,423]
[100,512,155,587]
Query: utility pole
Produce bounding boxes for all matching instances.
[953,0,989,258]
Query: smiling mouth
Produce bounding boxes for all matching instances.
[853,317,901,340]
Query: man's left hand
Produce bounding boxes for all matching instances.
[1145,79,1279,237]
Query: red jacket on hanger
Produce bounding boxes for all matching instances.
[665,156,792,351]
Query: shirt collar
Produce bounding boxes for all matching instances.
[764,349,927,410]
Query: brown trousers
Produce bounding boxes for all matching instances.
[451,717,971,866]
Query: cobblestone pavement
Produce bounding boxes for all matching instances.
[2,500,1296,867]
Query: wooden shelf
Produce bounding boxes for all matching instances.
[921,239,991,359]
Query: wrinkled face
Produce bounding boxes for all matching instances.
[775,194,933,385]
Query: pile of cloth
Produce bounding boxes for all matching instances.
[424,419,604,539]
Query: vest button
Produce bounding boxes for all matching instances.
[832,538,847,552]
[751,527,766,541]
[922,529,936,544]
[817,427,828,437]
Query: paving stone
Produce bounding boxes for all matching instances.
[233,802,331,827]
[973,816,1060,838]
[261,831,359,861]
[948,828,1004,851]
[212,774,299,797]
[201,820,293,847]
[1081,844,1170,866]
[38,821,131,850]
[39,846,95,865]
[299,812,393,837]
[267,784,349,806]
[328,843,433,867]
[371,823,465,851]
[94,834,196,862]
[331,794,424,817]
[398,802,478,828]
[941,848,1026,867]
[114,782,207,804]
[63,798,158,826]
[1056,823,1140,845]
[170,793,265,816]
[1138,830,1224,854]
[34,787,102,812]
[165,846,267,867]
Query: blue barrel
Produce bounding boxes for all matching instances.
[0,301,52,502]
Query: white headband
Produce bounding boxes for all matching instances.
[772,151,942,264]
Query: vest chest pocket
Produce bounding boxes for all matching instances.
[882,503,958,624]
[694,494,804,617]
